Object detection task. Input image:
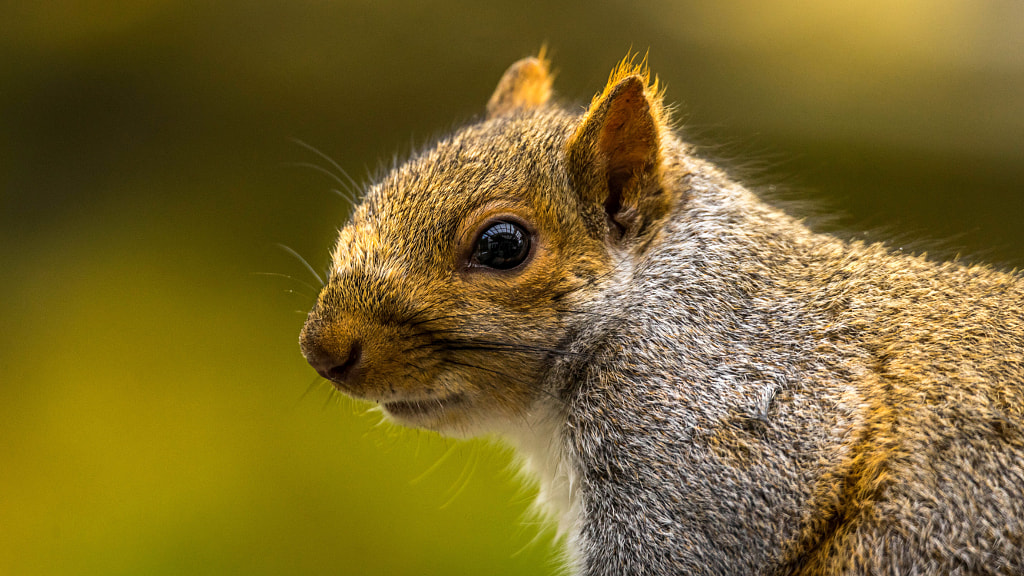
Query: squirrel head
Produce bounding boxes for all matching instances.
[300,52,684,435]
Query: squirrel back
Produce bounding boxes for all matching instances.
[299,53,1024,575]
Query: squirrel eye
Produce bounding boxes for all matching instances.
[472,220,531,270]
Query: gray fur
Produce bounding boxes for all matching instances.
[559,153,1024,573]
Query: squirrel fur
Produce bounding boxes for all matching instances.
[299,52,1024,575]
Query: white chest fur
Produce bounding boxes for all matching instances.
[501,407,581,566]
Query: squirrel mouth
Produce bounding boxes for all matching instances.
[382,393,466,419]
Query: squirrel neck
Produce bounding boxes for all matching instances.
[518,142,862,570]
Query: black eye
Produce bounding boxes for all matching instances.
[472,220,531,270]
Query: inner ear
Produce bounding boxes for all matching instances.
[567,63,671,244]
[597,78,659,236]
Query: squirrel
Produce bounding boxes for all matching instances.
[299,52,1024,575]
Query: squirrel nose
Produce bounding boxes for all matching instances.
[303,335,363,387]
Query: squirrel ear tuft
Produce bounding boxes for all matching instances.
[486,50,554,118]
[567,53,670,242]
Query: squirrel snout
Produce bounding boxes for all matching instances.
[316,341,362,385]
[300,325,363,388]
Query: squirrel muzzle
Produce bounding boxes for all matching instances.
[299,311,365,394]
[300,319,363,391]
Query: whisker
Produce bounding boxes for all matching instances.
[297,375,325,406]
[329,187,358,205]
[402,335,576,359]
[289,137,364,197]
[440,447,479,509]
[251,271,320,294]
[409,441,460,485]
[436,340,580,358]
[442,358,506,377]
[276,243,325,286]
[434,358,566,407]
[283,161,360,201]
[322,385,340,410]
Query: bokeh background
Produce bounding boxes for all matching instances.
[3,1,1023,574]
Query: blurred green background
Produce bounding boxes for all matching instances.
[2,1,1022,574]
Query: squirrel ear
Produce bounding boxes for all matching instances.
[567,56,670,241]
[486,51,553,118]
